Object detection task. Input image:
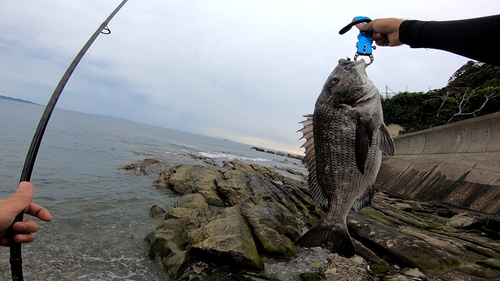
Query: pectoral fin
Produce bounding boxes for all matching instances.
[355,112,374,174]
[379,123,395,156]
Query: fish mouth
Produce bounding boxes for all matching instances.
[338,58,366,71]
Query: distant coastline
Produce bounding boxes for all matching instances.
[0,95,39,105]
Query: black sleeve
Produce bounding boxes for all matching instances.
[399,15,500,66]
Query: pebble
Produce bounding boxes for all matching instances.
[324,268,337,275]
[311,263,321,269]
[401,268,426,279]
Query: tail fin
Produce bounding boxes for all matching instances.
[296,223,355,258]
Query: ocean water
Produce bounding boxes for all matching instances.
[0,99,306,280]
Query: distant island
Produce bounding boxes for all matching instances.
[0,95,38,105]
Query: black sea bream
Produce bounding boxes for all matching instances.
[297,58,395,257]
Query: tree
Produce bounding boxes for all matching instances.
[446,88,499,123]
[382,61,500,134]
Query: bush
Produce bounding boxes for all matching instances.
[382,62,500,134]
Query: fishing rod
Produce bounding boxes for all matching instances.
[9,1,128,280]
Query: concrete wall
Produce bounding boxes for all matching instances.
[376,112,500,215]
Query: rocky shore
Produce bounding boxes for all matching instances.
[138,158,500,281]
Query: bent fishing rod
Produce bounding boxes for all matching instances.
[10,1,128,280]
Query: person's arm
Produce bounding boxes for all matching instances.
[399,15,500,65]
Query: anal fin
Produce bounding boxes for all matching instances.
[354,185,375,212]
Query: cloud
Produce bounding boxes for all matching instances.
[0,0,498,154]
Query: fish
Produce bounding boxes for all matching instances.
[296,58,395,257]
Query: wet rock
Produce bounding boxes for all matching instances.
[299,272,320,281]
[166,208,200,231]
[447,213,481,229]
[163,250,194,280]
[153,164,224,206]
[215,169,255,205]
[394,202,412,212]
[348,211,458,275]
[285,168,305,176]
[240,201,298,259]
[150,204,166,218]
[455,262,500,279]
[261,246,327,280]
[477,258,500,270]
[176,193,208,209]
[382,274,414,281]
[353,239,391,274]
[176,193,213,224]
[400,268,426,279]
[322,254,370,281]
[399,228,466,256]
[145,219,193,279]
[146,219,188,259]
[120,158,165,176]
[151,161,320,278]
[188,207,264,271]
[149,162,500,280]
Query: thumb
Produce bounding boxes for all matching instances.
[5,182,34,216]
[356,21,373,32]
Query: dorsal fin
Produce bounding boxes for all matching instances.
[297,114,327,206]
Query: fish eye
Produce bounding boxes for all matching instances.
[331,77,339,84]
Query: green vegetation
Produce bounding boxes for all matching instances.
[382,61,500,134]
[359,207,396,227]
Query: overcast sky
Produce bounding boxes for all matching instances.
[1,1,498,153]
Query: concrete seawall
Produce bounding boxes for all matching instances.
[376,112,500,215]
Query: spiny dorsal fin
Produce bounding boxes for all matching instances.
[297,114,327,206]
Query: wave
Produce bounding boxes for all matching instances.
[197,152,272,162]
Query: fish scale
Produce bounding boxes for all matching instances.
[297,58,395,257]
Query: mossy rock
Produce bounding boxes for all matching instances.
[145,219,188,260]
[477,258,500,270]
[161,250,194,280]
[240,201,300,259]
[300,272,320,281]
[145,219,193,279]
[150,205,166,218]
[456,262,500,279]
[188,207,264,271]
[382,274,414,281]
[370,263,392,275]
[165,207,199,230]
[359,207,397,227]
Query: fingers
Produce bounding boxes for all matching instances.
[12,218,40,234]
[0,218,40,247]
[355,18,404,47]
[356,21,374,32]
[373,32,389,46]
[0,234,36,246]
[26,202,53,222]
